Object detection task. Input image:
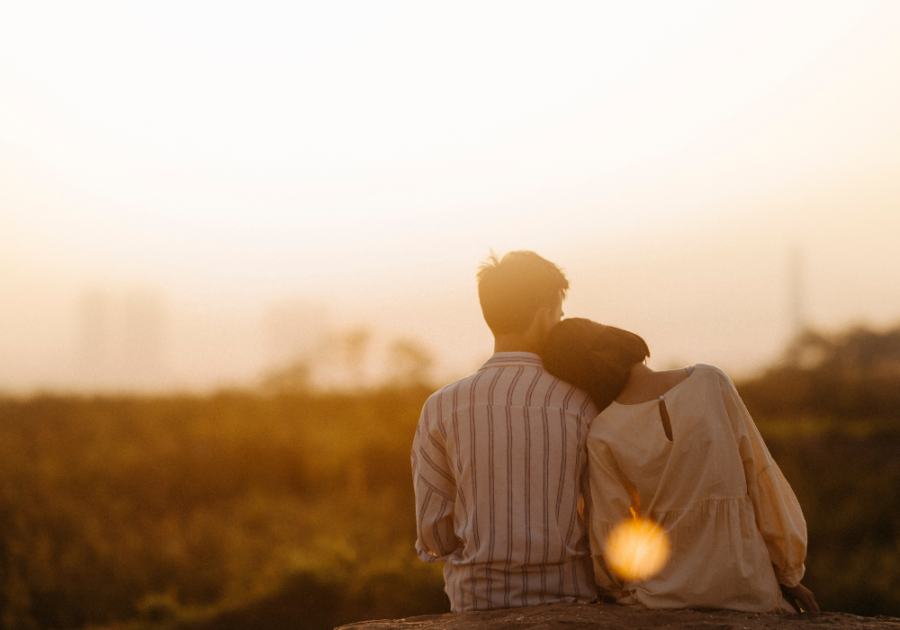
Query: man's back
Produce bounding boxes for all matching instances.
[412,352,599,612]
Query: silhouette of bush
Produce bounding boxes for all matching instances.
[1,345,899,629]
[741,326,900,421]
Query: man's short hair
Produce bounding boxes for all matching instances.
[477,250,569,335]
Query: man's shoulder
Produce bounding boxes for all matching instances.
[422,366,595,416]
[422,370,488,407]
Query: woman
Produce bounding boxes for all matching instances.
[541,318,819,614]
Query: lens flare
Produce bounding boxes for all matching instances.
[604,516,671,581]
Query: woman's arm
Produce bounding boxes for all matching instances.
[587,437,641,598]
[782,582,821,613]
[717,369,819,610]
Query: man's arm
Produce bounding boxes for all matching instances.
[411,397,459,562]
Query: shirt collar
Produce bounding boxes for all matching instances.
[478,352,544,370]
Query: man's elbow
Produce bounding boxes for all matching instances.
[415,536,459,563]
[416,547,445,563]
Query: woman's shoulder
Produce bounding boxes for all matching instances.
[692,363,732,378]
[689,363,739,392]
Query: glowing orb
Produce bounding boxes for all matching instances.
[604,516,671,581]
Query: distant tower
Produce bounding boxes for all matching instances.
[788,246,806,340]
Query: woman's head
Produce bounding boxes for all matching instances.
[541,318,650,412]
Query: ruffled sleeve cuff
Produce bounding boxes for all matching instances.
[774,564,806,588]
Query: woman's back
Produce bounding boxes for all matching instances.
[587,364,804,612]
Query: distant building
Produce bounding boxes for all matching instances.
[78,288,167,390]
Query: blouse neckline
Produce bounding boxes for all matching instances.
[609,365,697,407]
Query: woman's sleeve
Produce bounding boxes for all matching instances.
[587,437,641,599]
[718,371,808,587]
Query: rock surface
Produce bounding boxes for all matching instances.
[335,602,900,630]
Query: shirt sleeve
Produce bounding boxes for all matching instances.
[718,371,808,587]
[411,397,460,563]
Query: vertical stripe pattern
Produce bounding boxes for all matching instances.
[412,352,599,613]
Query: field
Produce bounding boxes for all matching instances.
[1,379,898,630]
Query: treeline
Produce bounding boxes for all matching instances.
[0,325,899,630]
[738,325,900,617]
[740,325,900,419]
[0,387,447,630]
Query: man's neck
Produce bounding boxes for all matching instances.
[493,335,543,355]
[491,305,556,355]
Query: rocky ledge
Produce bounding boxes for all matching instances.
[335,602,900,630]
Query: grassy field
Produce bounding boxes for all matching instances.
[0,384,898,630]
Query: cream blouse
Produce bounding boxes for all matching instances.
[587,364,807,613]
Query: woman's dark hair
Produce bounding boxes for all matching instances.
[540,318,650,412]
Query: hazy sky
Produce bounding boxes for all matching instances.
[2,1,899,391]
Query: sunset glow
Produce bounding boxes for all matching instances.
[1,1,899,391]
[1,5,899,626]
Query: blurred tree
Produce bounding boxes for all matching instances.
[260,361,311,394]
[785,326,900,375]
[387,339,434,387]
[740,325,900,419]
[339,328,372,385]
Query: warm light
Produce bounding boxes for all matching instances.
[604,516,671,581]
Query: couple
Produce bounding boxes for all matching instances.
[411,251,819,615]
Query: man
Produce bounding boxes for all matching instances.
[412,251,599,613]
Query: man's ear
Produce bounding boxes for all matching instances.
[522,306,546,336]
[536,305,557,334]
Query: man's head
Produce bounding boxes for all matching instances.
[477,251,568,345]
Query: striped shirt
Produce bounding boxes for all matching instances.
[411,352,599,613]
